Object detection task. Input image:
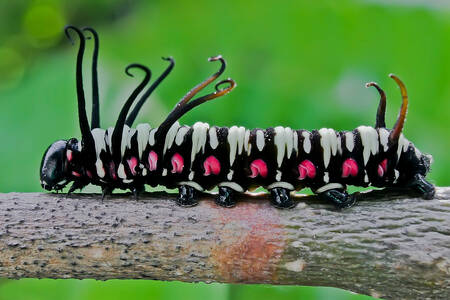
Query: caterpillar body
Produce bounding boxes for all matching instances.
[40,26,435,208]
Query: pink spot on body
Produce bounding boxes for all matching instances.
[127,157,138,176]
[171,153,184,174]
[342,158,359,178]
[378,158,388,177]
[249,159,268,178]
[204,155,221,176]
[72,171,81,177]
[66,150,73,162]
[298,160,316,180]
[109,162,117,180]
[148,151,158,171]
[86,170,93,178]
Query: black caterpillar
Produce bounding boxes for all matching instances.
[40,26,435,209]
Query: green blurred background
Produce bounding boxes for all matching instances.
[0,0,449,299]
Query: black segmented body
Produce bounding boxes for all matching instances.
[40,26,435,209]
[90,125,409,191]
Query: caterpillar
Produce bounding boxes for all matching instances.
[40,26,435,209]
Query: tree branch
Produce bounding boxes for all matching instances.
[0,188,449,299]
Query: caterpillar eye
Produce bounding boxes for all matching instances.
[40,140,69,190]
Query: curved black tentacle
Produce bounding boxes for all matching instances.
[366,81,386,128]
[82,27,100,129]
[388,74,408,143]
[176,55,226,107]
[64,25,96,160]
[177,78,236,118]
[125,57,175,127]
[111,64,151,162]
[156,55,232,140]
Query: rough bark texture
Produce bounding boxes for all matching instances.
[0,188,449,299]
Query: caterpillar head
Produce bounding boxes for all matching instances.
[40,140,68,191]
[40,138,80,191]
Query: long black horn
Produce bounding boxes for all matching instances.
[82,27,100,129]
[125,57,175,127]
[366,81,386,128]
[64,25,95,157]
[388,74,408,143]
[111,64,151,162]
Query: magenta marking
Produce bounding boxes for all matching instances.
[378,158,388,177]
[298,159,316,180]
[249,159,268,178]
[109,161,117,180]
[72,171,81,177]
[342,158,358,178]
[66,150,73,162]
[127,157,138,176]
[148,151,158,171]
[86,170,93,178]
[171,153,184,174]
[203,155,221,176]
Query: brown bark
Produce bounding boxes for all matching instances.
[0,188,449,299]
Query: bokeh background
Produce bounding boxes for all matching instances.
[0,0,449,299]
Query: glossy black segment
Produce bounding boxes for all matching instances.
[270,188,295,209]
[408,173,435,200]
[40,140,68,190]
[215,187,236,208]
[319,189,356,209]
[176,185,198,207]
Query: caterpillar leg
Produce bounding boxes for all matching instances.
[131,185,145,200]
[68,180,87,194]
[101,186,114,201]
[177,185,198,207]
[319,189,356,209]
[215,187,236,208]
[408,173,435,200]
[270,188,296,209]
